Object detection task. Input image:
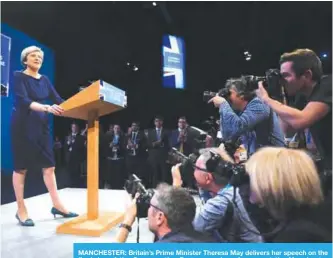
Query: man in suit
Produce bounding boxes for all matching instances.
[65,122,85,188]
[170,116,195,156]
[105,124,125,189]
[125,122,147,183]
[147,116,170,187]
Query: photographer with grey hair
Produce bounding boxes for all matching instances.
[172,147,263,242]
[209,77,285,156]
[115,183,216,243]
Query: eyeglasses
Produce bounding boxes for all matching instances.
[192,164,209,172]
[149,202,162,211]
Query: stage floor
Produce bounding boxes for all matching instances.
[1,188,155,258]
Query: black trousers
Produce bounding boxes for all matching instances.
[68,160,84,188]
[126,155,147,185]
[106,158,125,189]
[148,157,171,188]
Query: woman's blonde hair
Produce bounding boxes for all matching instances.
[245,147,323,220]
[20,46,44,67]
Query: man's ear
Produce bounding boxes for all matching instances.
[156,211,165,227]
[206,173,214,185]
[302,69,313,81]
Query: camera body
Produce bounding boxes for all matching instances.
[202,116,219,138]
[206,150,249,187]
[203,69,284,103]
[124,174,155,218]
[242,69,284,101]
[168,136,247,188]
[168,147,199,187]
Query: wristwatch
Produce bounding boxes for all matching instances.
[119,223,132,232]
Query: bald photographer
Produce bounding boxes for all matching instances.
[172,147,262,242]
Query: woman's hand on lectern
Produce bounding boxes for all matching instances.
[46,104,64,116]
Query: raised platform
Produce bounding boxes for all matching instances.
[0,188,154,258]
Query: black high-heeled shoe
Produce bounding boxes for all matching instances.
[51,207,79,218]
[15,213,35,227]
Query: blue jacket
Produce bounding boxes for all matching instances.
[219,97,285,155]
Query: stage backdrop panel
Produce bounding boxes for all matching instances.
[162,34,186,90]
[1,23,55,174]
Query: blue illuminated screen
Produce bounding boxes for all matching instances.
[162,35,185,89]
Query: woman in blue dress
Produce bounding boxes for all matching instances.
[11,46,78,226]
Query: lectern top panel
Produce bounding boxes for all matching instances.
[60,80,127,120]
[99,81,127,108]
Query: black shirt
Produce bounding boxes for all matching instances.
[268,203,332,243]
[156,229,218,243]
[294,75,332,169]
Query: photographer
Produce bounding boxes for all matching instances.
[245,147,332,242]
[172,147,263,242]
[115,184,216,243]
[256,49,332,171]
[209,77,285,156]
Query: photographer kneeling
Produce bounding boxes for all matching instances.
[172,147,263,242]
[209,77,285,156]
[115,183,216,243]
[245,147,332,242]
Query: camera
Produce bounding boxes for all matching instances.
[202,116,218,137]
[187,126,211,151]
[220,138,242,158]
[168,147,199,187]
[206,150,249,187]
[203,88,230,102]
[124,174,155,218]
[203,69,284,103]
[242,69,284,101]
[167,135,244,187]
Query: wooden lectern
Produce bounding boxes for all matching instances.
[56,80,127,237]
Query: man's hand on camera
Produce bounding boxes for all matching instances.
[171,163,183,187]
[255,81,270,103]
[123,193,140,226]
[208,95,226,108]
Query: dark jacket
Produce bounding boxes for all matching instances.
[124,130,146,157]
[147,128,170,160]
[105,133,125,158]
[64,133,85,164]
[169,128,198,156]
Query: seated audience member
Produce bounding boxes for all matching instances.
[245,147,332,242]
[114,184,216,243]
